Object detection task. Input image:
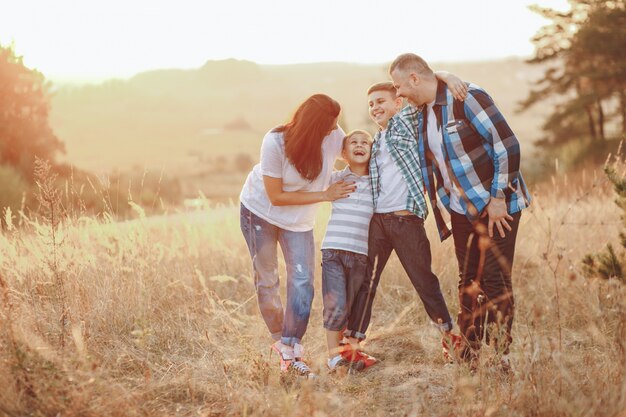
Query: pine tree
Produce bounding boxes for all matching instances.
[582,145,626,282]
[521,0,626,145]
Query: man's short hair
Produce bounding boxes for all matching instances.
[342,129,373,150]
[367,81,396,96]
[389,53,433,76]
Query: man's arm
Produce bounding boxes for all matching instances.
[463,89,520,238]
[435,71,468,101]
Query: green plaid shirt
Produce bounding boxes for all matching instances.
[369,105,428,219]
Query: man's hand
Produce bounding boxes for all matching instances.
[482,197,513,238]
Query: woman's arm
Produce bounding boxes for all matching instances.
[435,71,468,101]
[263,176,355,206]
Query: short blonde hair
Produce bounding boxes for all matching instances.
[389,53,433,76]
[367,81,396,96]
[342,129,373,150]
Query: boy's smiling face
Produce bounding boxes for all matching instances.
[368,90,403,128]
[342,133,372,166]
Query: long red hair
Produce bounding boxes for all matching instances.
[274,94,341,181]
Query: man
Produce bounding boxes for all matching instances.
[389,53,531,370]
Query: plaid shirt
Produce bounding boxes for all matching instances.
[369,106,428,219]
[410,80,531,241]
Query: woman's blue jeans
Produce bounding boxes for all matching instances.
[240,204,315,347]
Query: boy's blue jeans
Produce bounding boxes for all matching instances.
[239,204,315,347]
[346,213,453,340]
[321,249,368,331]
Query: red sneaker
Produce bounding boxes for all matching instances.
[339,343,377,368]
[441,333,462,363]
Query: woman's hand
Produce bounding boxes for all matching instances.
[324,181,356,201]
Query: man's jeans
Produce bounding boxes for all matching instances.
[321,249,368,331]
[240,204,315,347]
[346,213,453,340]
[451,210,521,356]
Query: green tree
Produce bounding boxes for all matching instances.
[583,150,626,282]
[0,44,64,181]
[521,0,626,145]
[572,2,626,135]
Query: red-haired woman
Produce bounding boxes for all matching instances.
[239,94,354,378]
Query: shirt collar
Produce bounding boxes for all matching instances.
[388,104,420,130]
[341,165,368,179]
[399,104,421,117]
[434,79,448,107]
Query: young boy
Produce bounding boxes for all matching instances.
[321,129,378,373]
[343,81,463,361]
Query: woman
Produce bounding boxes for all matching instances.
[239,94,354,378]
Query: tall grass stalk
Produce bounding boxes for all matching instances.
[34,157,69,349]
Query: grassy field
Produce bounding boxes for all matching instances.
[46,58,558,209]
[50,59,548,187]
[0,168,625,416]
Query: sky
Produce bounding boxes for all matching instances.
[1,0,570,83]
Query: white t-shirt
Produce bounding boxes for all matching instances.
[375,130,410,213]
[426,101,463,214]
[240,127,345,232]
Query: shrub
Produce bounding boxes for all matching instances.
[582,144,626,283]
[0,164,29,215]
[234,153,254,173]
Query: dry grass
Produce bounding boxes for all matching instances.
[0,168,625,417]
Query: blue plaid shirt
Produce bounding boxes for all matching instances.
[369,106,428,219]
[408,80,531,241]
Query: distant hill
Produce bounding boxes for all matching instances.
[50,58,547,178]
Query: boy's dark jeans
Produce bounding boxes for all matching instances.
[346,213,453,340]
[451,210,521,357]
[321,249,367,331]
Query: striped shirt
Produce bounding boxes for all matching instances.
[369,108,429,219]
[321,167,374,256]
[409,80,532,241]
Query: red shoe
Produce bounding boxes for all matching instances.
[339,343,377,368]
[270,342,316,378]
[442,333,462,363]
[269,341,293,372]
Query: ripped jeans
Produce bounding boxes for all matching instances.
[239,203,315,347]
